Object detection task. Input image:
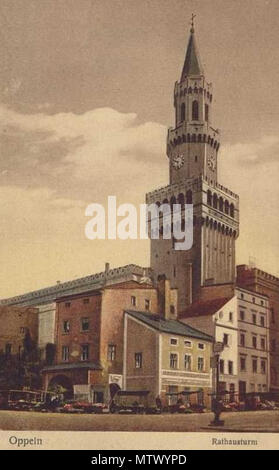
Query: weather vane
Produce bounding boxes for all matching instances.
[190,13,196,31]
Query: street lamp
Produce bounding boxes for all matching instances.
[210,340,225,426]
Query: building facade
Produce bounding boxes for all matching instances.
[124,310,213,407]
[0,306,38,359]
[237,264,279,391]
[42,280,159,402]
[0,264,153,360]
[146,24,239,312]
[179,296,239,395]
[236,286,270,395]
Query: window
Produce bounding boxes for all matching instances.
[184,340,192,348]
[180,103,185,121]
[184,354,191,371]
[62,345,69,361]
[81,317,90,331]
[135,352,142,368]
[252,297,255,304]
[240,293,244,300]
[240,333,245,347]
[205,103,209,121]
[228,361,233,375]
[252,358,257,373]
[145,299,150,311]
[271,308,275,323]
[252,336,257,349]
[271,339,276,352]
[108,344,116,361]
[65,302,71,308]
[192,100,199,120]
[83,298,90,304]
[63,320,70,333]
[197,357,204,371]
[81,344,89,361]
[240,310,245,321]
[198,343,205,350]
[240,356,246,371]
[261,338,265,350]
[170,305,176,315]
[131,296,136,307]
[170,338,178,346]
[223,333,229,346]
[5,343,12,356]
[170,353,178,369]
[219,359,224,374]
[252,314,256,324]
[261,360,266,374]
[260,316,265,327]
[229,312,233,322]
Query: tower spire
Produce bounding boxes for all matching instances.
[181,15,203,80]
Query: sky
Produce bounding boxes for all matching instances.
[0,0,278,297]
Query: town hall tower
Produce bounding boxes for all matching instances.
[146,23,240,312]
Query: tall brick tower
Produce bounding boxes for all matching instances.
[146,22,240,312]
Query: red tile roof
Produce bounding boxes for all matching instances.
[179,297,233,319]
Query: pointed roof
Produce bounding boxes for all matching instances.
[125,310,213,342]
[181,25,204,80]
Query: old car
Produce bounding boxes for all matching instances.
[109,390,159,414]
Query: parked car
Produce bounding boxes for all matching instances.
[59,400,106,414]
[166,391,206,414]
[109,390,159,414]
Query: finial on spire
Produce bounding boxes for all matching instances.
[190,13,196,33]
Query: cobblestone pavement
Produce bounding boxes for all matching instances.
[0,409,278,432]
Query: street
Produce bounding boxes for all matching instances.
[0,409,278,432]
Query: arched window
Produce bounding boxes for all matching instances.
[205,104,209,122]
[207,190,212,206]
[230,203,235,218]
[181,103,185,121]
[219,197,224,212]
[178,193,185,205]
[170,196,176,210]
[192,100,199,120]
[213,193,218,209]
[186,190,192,204]
[224,200,229,214]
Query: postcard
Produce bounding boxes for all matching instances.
[0,0,278,453]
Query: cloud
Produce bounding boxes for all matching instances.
[0,104,167,201]
[219,137,279,275]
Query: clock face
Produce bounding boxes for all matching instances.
[207,154,216,171]
[172,154,185,170]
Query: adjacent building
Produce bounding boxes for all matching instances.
[0,264,153,360]
[236,286,270,395]
[179,296,238,396]
[124,310,213,407]
[42,279,160,402]
[237,264,279,391]
[0,306,38,359]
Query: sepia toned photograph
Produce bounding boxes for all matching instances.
[0,0,278,451]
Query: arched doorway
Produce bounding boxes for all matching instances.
[48,374,74,400]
